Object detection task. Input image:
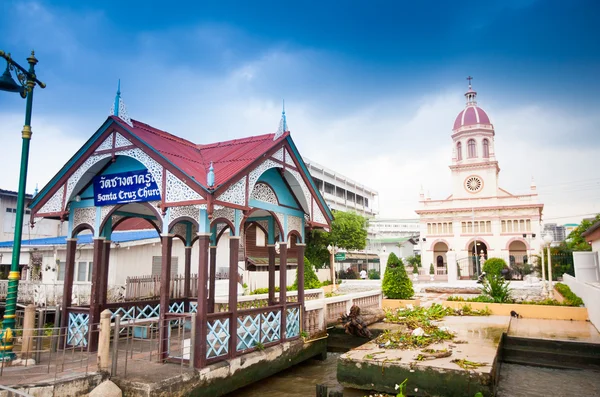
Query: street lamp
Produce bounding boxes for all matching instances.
[543,233,554,294]
[0,50,45,361]
[327,244,339,290]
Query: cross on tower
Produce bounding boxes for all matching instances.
[466,76,473,87]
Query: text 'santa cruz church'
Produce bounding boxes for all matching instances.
[416,80,543,280]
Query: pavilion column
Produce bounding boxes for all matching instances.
[228,237,240,357]
[59,238,77,348]
[279,242,287,341]
[158,235,173,361]
[208,246,217,313]
[184,246,192,299]
[194,233,210,369]
[99,240,111,307]
[88,237,105,352]
[296,244,306,313]
[267,245,276,306]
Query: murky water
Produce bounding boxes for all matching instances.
[224,353,367,397]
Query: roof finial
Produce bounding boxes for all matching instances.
[464,76,477,106]
[109,79,133,127]
[33,183,39,198]
[207,162,215,188]
[274,99,289,140]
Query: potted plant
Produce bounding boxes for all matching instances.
[429,263,435,281]
[412,263,419,281]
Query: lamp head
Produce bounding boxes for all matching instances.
[0,63,22,94]
[543,233,553,245]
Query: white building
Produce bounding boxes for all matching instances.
[416,81,543,280]
[368,218,420,238]
[304,157,378,218]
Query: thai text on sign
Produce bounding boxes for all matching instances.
[93,169,160,206]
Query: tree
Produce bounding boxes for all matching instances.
[565,214,600,251]
[406,255,421,268]
[382,253,414,299]
[305,210,368,269]
[293,257,321,290]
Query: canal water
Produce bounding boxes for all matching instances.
[224,353,366,397]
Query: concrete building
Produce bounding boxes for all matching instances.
[416,80,543,280]
[368,218,420,239]
[304,157,378,218]
[543,223,566,242]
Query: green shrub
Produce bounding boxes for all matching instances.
[412,263,419,275]
[555,283,584,306]
[320,280,332,286]
[482,258,507,277]
[293,257,321,290]
[339,267,358,279]
[367,269,380,279]
[447,295,494,303]
[429,263,435,275]
[382,253,414,299]
[482,274,512,303]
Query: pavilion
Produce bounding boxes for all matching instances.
[28,87,333,368]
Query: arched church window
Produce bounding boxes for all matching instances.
[456,142,462,160]
[483,139,489,158]
[467,139,477,158]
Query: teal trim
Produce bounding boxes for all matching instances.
[210,224,217,245]
[247,216,271,222]
[78,157,146,200]
[301,216,305,243]
[69,199,95,209]
[268,217,275,245]
[257,168,299,209]
[67,210,74,237]
[248,199,304,218]
[234,209,242,236]
[30,118,115,210]
[283,214,288,241]
[113,80,121,116]
[113,210,157,221]
[102,216,112,239]
[199,209,209,234]
[285,137,334,221]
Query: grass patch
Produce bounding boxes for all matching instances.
[555,283,584,306]
[447,294,583,307]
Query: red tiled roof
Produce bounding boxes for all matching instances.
[114,217,157,231]
[113,116,288,189]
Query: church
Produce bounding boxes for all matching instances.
[416,79,543,280]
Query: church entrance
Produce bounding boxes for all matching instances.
[508,240,528,266]
[468,241,487,276]
[432,242,448,275]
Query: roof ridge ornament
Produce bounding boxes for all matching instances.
[207,162,215,188]
[465,76,477,106]
[274,99,289,140]
[109,79,133,127]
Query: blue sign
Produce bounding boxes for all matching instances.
[93,170,161,206]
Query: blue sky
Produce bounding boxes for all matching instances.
[1,0,599,222]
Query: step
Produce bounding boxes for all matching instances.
[503,336,600,357]
[502,347,600,370]
[501,343,600,361]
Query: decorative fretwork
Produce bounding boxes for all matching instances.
[272,148,284,162]
[313,198,327,225]
[73,207,96,234]
[114,132,132,148]
[169,204,202,226]
[115,148,163,197]
[248,159,282,202]
[169,301,185,313]
[286,167,311,214]
[250,183,278,205]
[212,207,235,226]
[261,310,281,343]
[96,134,114,152]
[66,154,112,202]
[189,302,198,313]
[237,314,260,351]
[99,205,116,229]
[287,215,303,240]
[274,212,286,239]
[165,171,203,203]
[38,185,65,214]
[286,307,300,338]
[67,312,89,347]
[284,149,295,167]
[207,318,230,359]
[110,97,133,127]
[216,178,246,206]
[170,223,188,241]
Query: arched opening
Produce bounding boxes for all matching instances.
[456,142,462,161]
[467,139,477,158]
[482,138,490,158]
[508,240,528,267]
[468,240,488,276]
[433,242,448,275]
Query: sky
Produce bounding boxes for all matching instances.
[0,0,599,224]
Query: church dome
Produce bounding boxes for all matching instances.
[453,105,491,130]
[453,79,492,130]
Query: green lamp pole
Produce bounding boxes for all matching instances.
[0,50,45,361]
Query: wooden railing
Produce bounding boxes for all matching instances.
[125,273,243,300]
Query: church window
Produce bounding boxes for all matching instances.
[507,220,513,232]
[467,222,473,233]
[427,223,432,234]
[468,139,477,158]
[462,222,466,233]
[519,220,525,232]
[442,223,447,234]
[456,142,462,160]
[526,219,531,231]
[448,222,453,232]
[486,221,491,233]
[501,220,506,232]
[483,139,490,158]
[474,222,479,233]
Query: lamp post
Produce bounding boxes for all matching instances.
[543,233,554,295]
[327,244,338,290]
[0,50,45,361]
[539,237,548,296]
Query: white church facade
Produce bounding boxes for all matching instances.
[416,80,543,280]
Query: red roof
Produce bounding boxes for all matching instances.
[112,116,288,189]
[453,106,491,130]
[114,218,157,231]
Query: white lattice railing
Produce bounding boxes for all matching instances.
[0,280,93,306]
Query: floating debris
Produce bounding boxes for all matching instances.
[451,358,487,370]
